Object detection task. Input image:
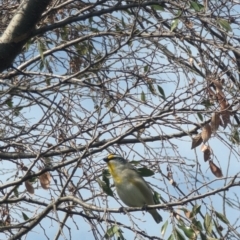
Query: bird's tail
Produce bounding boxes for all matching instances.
[149,209,162,223]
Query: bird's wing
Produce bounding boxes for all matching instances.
[132,175,155,205]
[124,164,155,204]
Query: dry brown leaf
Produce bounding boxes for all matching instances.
[189,78,195,85]
[219,100,228,111]
[58,133,64,143]
[184,209,191,219]
[39,172,51,190]
[185,20,193,28]
[5,215,11,226]
[211,80,225,102]
[216,89,225,100]
[211,79,223,90]
[169,179,177,186]
[221,111,231,129]
[189,57,194,66]
[167,172,173,180]
[201,145,211,161]
[211,112,220,133]
[209,161,223,178]
[201,124,212,143]
[201,144,208,152]
[47,143,53,148]
[203,147,211,162]
[208,88,217,100]
[176,209,181,220]
[191,134,203,149]
[217,93,230,112]
[22,166,28,171]
[218,95,231,129]
[25,180,34,194]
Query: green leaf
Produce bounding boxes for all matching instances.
[217,19,232,32]
[14,107,23,117]
[157,85,166,99]
[190,1,204,12]
[161,220,168,236]
[128,40,133,47]
[191,204,201,217]
[151,4,164,11]
[213,218,223,236]
[97,178,114,197]
[201,99,212,109]
[141,91,146,102]
[176,10,182,17]
[174,228,186,240]
[89,27,99,33]
[204,213,213,235]
[137,167,155,177]
[28,176,37,183]
[121,17,125,28]
[197,113,203,122]
[45,78,51,86]
[61,26,68,40]
[147,83,156,95]
[5,98,13,108]
[13,187,19,198]
[115,24,121,32]
[215,211,229,224]
[171,19,179,32]
[177,225,196,239]
[44,157,53,168]
[99,169,114,197]
[190,1,200,11]
[39,60,45,70]
[104,225,119,239]
[24,39,33,51]
[104,225,125,239]
[102,169,111,186]
[144,65,149,72]
[200,232,207,240]
[167,234,175,240]
[37,41,45,61]
[22,212,29,220]
[230,128,240,144]
[192,218,203,231]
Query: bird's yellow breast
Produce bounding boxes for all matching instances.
[107,162,122,184]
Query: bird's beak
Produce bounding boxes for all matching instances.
[103,158,108,162]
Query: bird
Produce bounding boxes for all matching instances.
[103,153,162,223]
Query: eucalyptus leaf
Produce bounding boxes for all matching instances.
[171,19,179,31]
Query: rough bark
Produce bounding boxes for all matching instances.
[0,0,51,72]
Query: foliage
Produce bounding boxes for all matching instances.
[0,0,240,239]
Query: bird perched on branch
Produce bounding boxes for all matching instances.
[103,153,162,223]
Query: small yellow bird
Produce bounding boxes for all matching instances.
[103,153,162,223]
